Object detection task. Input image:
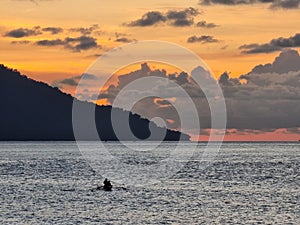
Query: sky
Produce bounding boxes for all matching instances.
[1,0,300,141]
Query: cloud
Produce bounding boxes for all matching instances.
[4,27,42,38]
[115,37,136,43]
[171,18,194,27]
[57,77,78,86]
[187,35,219,43]
[199,0,300,9]
[126,11,167,26]
[126,7,200,27]
[240,33,300,54]
[53,73,97,87]
[166,7,200,27]
[93,63,220,133]
[270,0,300,9]
[42,27,63,34]
[240,43,280,54]
[64,36,100,51]
[4,26,63,39]
[35,35,101,51]
[36,39,64,46]
[196,20,218,28]
[166,7,199,19]
[245,49,300,74]
[88,50,300,136]
[4,24,102,52]
[219,49,300,131]
[69,24,99,35]
[200,0,267,5]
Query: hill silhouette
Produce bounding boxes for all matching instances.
[0,64,190,141]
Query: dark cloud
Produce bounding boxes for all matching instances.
[169,71,189,84]
[166,7,199,20]
[240,33,300,54]
[126,8,200,27]
[69,24,99,35]
[126,11,166,26]
[171,19,194,27]
[42,27,63,34]
[35,35,100,51]
[53,73,97,87]
[166,7,200,27]
[218,71,230,85]
[199,0,300,9]
[91,50,300,135]
[187,35,219,43]
[4,25,102,52]
[95,63,218,133]
[4,26,63,39]
[245,49,300,74]
[115,37,136,43]
[196,20,218,28]
[240,43,280,54]
[4,27,42,38]
[65,36,99,51]
[270,0,300,9]
[218,49,300,131]
[201,0,266,5]
[58,77,78,86]
[36,39,64,46]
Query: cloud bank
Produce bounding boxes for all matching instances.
[35,35,101,51]
[4,27,42,38]
[126,7,217,28]
[3,25,102,52]
[187,35,219,43]
[72,49,300,136]
[240,33,300,54]
[199,0,300,9]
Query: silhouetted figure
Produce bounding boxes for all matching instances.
[103,178,112,191]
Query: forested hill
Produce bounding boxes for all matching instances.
[0,65,190,141]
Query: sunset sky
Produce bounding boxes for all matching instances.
[1,0,300,141]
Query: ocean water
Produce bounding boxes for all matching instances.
[0,142,299,224]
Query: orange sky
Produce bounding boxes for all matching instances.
[1,0,300,141]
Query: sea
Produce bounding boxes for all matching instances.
[0,142,299,224]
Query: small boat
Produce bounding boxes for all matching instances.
[103,185,112,191]
[92,186,126,192]
[93,185,111,191]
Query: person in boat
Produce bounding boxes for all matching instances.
[103,178,112,191]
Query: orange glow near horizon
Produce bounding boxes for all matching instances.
[194,129,300,142]
[96,98,110,106]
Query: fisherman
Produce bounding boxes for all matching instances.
[103,178,112,191]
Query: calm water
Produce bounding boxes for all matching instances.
[0,142,299,224]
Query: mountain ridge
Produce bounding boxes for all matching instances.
[0,64,190,141]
